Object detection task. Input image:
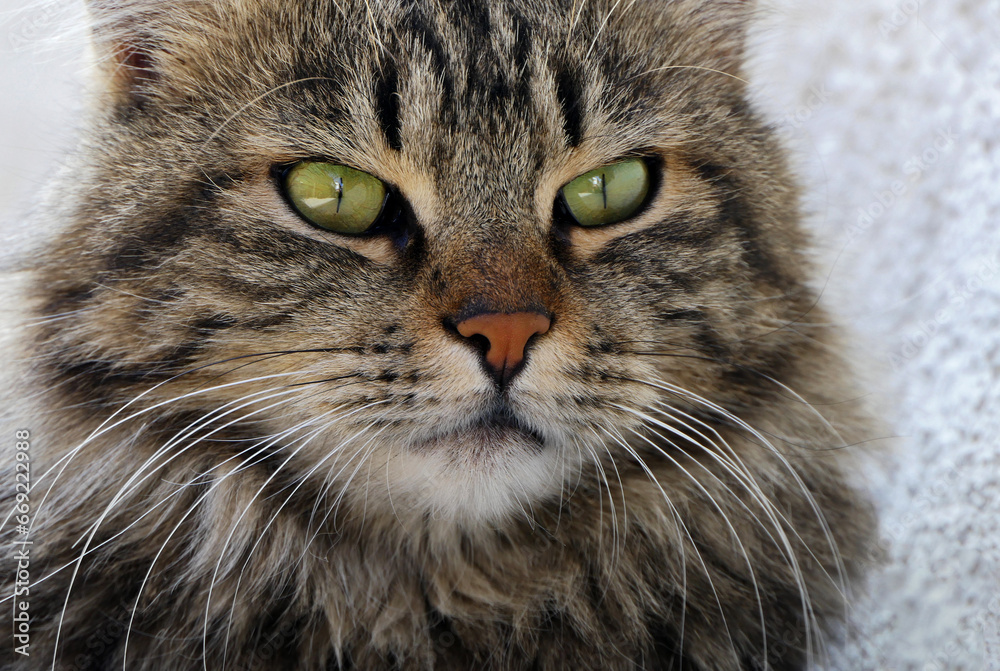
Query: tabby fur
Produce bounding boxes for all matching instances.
[1,0,875,669]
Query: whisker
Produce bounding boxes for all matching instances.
[46,366,374,669]
[616,408,771,662]
[72,389,307,545]
[48,380,318,670]
[14,369,311,530]
[123,409,336,671]
[628,64,750,86]
[576,431,626,605]
[202,77,340,145]
[218,418,391,669]
[626,376,849,664]
[200,400,390,670]
[650,401,847,595]
[598,425,735,664]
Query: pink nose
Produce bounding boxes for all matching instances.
[456,312,551,383]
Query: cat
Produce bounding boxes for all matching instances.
[1,0,877,669]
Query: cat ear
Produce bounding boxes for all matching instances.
[663,0,755,76]
[699,0,755,73]
[84,0,194,103]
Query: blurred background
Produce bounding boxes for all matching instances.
[1,0,998,668]
[0,0,84,255]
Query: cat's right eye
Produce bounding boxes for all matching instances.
[283,161,388,235]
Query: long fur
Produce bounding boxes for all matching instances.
[1,1,875,669]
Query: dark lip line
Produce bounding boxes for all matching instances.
[477,407,546,447]
[415,405,547,451]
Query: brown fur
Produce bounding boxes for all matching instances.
[1,1,875,669]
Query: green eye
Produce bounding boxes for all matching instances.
[560,158,651,227]
[284,162,388,235]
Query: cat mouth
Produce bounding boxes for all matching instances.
[472,408,546,447]
[419,406,546,452]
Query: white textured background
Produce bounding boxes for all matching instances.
[1,1,998,669]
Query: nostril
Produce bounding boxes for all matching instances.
[442,318,492,353]
[465,333,491,356]
[453,311,552,384]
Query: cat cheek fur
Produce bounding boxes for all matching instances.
[2,1,877,670]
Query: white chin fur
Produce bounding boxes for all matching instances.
[377,432,578,528]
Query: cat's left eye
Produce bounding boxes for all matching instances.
[283,161,388,235]
[560,158,651,228]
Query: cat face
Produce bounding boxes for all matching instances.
[41,0,810,526]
